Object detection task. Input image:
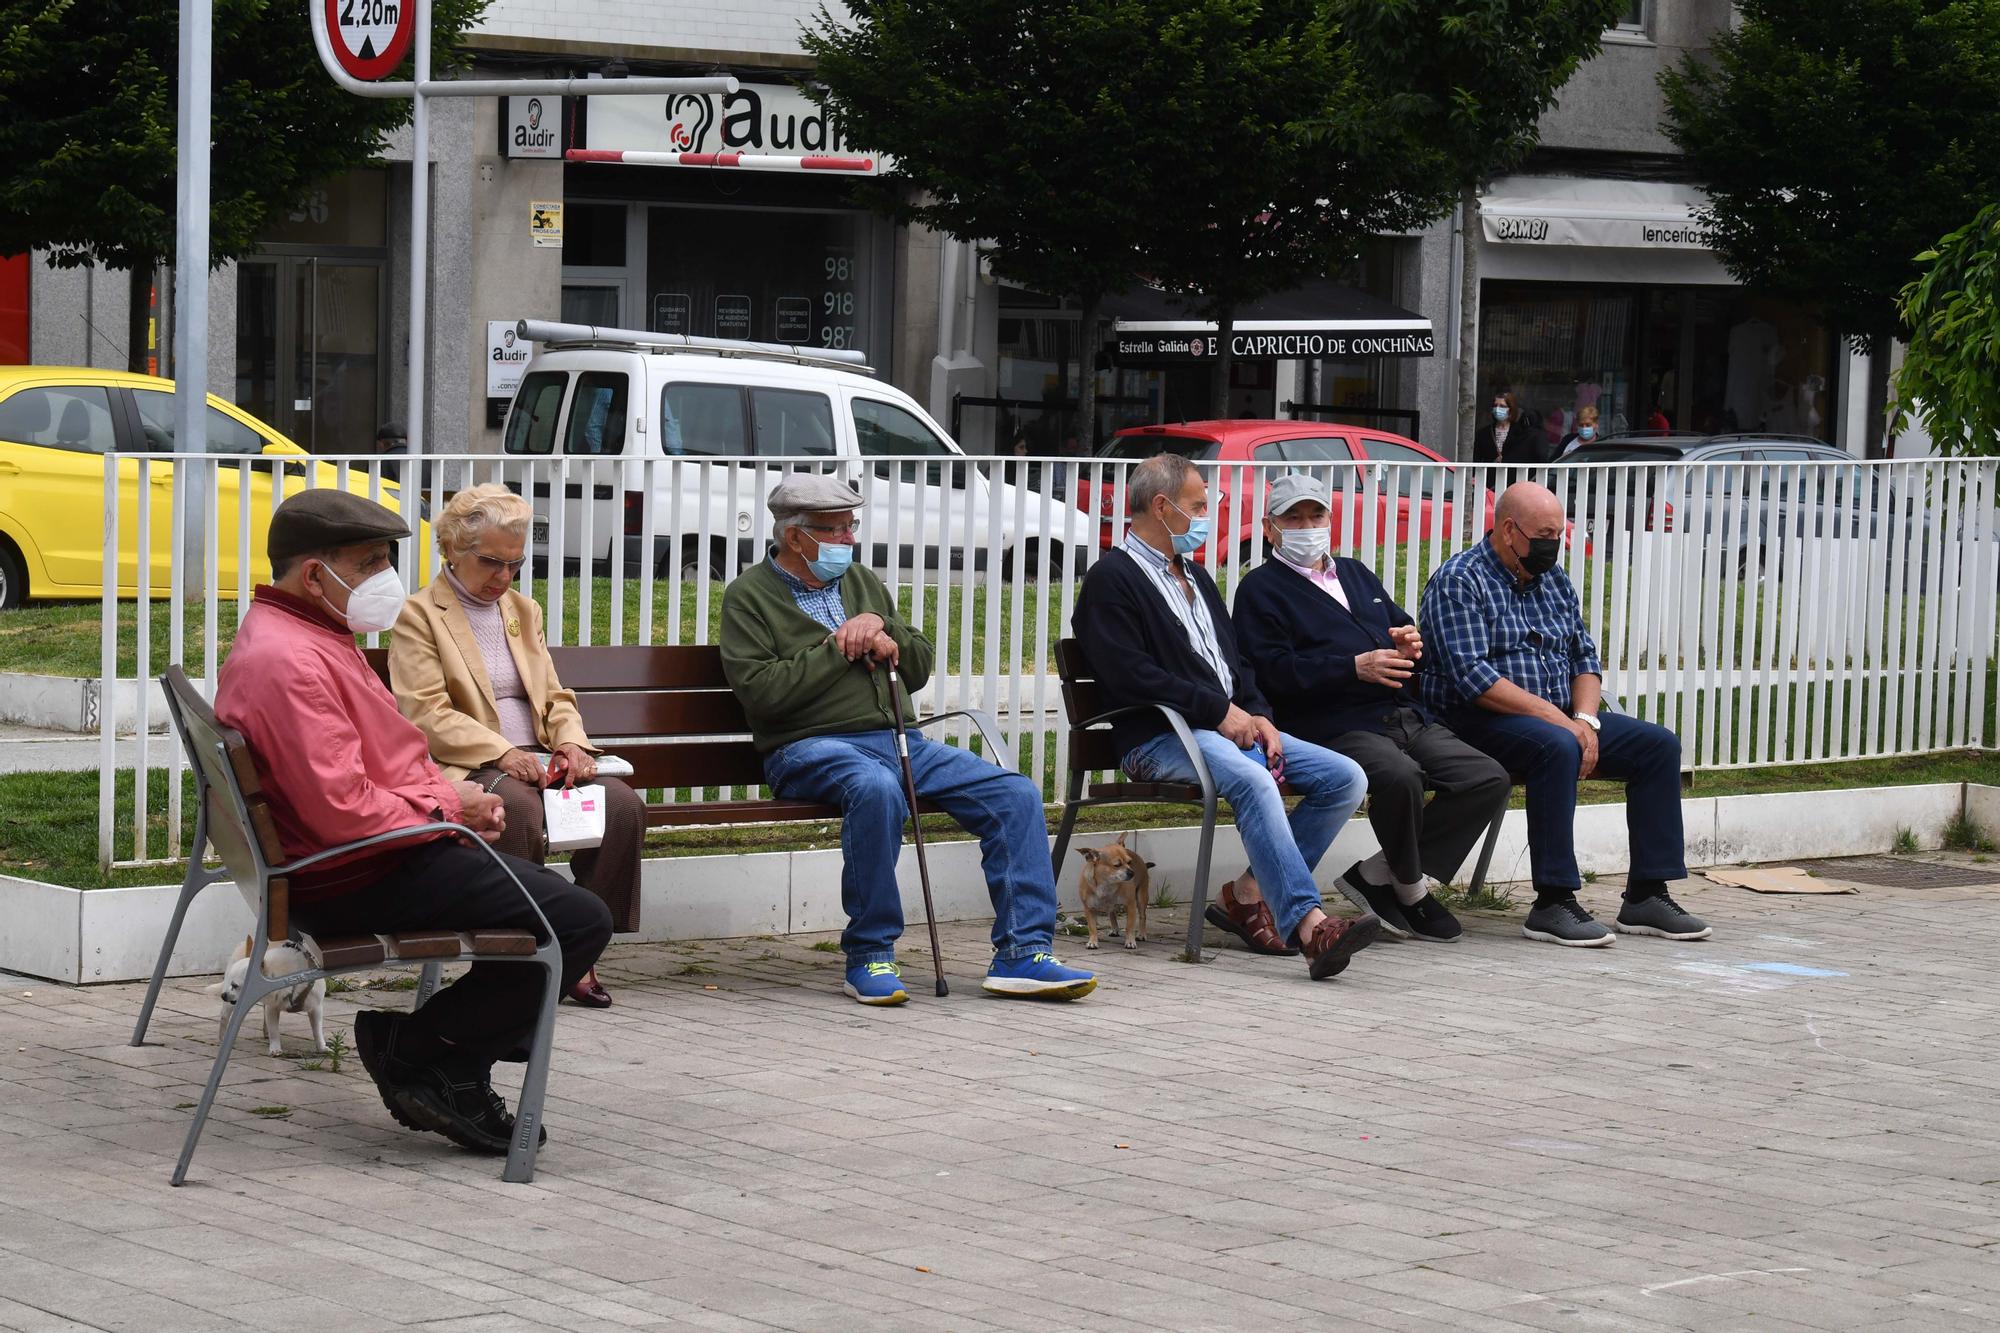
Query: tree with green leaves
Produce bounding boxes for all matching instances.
[1328,0,1623,452]
[0,0,485,372]
[1663,0,2000,454]
[1893,205,2000,456]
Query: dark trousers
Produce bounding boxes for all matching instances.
[1450,710,1687,891]
[468,768,646,933]
[293,839,612,1063]
[1326,708,1510,886]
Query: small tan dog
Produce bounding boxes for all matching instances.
[1075,833,1154,950]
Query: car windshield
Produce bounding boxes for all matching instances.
[1567,445,1685,463]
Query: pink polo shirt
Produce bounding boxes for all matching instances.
[216,586,464,901]
[1275,551,1350,609]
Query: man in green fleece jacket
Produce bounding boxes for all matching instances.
[720,474,1095,1007]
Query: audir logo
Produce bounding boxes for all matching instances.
[667,93,714,152]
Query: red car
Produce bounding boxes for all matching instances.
[1085,420,1493,562]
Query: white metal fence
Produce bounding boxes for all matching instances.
[99,451,2000,869]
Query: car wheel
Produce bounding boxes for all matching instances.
[1002,540,1065,581]
[0,541,24,610]
[669,538,726,583]
[1736,545,1767,584]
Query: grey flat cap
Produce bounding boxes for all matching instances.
[268,489,409,562]
[767,473,866,518]
[1266,472,1329,516]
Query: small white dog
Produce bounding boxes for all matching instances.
[208,935,327,1056]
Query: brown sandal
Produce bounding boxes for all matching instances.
[1203,881,1301,956]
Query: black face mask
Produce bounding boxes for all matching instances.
[1514,531,1562,577]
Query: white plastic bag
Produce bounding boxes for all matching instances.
[543,783,607,853]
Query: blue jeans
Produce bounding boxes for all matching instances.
[1122,729,1368,942]
[1449,710,1687,891]
[764,731,1060,964]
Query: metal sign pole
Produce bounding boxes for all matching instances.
[173,0,212,588]
[407,0,431,481]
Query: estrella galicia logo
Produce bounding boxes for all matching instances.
[526,97,542,132]
[666,93,714,153]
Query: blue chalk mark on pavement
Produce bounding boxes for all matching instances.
[1738,962,1847,978]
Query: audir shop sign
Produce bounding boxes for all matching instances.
[1112,329,1436,364]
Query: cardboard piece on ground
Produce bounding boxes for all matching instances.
[1703,865,1860,895]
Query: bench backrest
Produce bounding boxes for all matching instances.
[361,644,769,790]
[1054,637,1123,774]
[160,666,292,937]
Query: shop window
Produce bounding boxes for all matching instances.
[662,384,749,457]
[131,390,271,456]
[0,385,118,454]
[1610,1,1645,34]
[752,389,835,457]
[563,204,628,269]
[503,372,568,456]
[564,373,629,456]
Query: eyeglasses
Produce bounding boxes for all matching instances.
[804,522,860,539]
[472,553,526,575]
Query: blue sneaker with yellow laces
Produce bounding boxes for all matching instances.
[843,960,910,1006]
[981,952,1097,1000]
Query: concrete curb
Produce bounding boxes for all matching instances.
[0,781,1980,985]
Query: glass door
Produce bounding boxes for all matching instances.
[234,255,384,451]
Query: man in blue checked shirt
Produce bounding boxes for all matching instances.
[1418,482,1711,947]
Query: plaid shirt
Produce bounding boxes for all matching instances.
[1417,538,1601,716]
[770,553,848,632]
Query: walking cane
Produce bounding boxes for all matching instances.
[884,662,949,997]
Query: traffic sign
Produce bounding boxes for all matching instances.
[323,0,413,82]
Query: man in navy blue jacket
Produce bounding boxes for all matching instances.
[1234,474,1509,943]
[1073,453,1377,981]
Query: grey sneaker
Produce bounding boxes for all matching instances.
[1615,891,1712,940]
[1522,896,1615,947]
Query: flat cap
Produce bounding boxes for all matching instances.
[1266,472,1329,516]
[766,473,866,518]
[268,489,409,563]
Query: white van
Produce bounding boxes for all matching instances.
[499,320,1082,578]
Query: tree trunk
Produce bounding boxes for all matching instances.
[126,259,154,375]
[1210,306,1236,419]
[1456,182,1481,461]
[1864,324,1896,458]
[1076,292,1101,454]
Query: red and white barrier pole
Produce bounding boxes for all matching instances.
[566,148,879,174]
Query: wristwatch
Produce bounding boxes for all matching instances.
[1572,712,1601,732]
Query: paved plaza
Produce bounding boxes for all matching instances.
[4,862,1999,1332]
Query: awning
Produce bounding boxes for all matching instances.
[1480,175,1710,249]
[1105,279,1434,363]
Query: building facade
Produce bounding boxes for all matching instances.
[11,1,1882,460]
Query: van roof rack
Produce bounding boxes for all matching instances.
[514,320,874,374]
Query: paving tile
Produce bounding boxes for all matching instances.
[4,871,2000,1331]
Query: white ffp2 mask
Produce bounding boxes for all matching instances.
[319,563,406,633]
[1276,526,1331,567]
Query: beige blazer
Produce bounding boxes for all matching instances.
[389,576,594,781]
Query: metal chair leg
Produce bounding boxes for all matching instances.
[132,859,224,1047]
[171,976,274,1186]
[1466,803,1507,900]
[503,948,563,1184]
[414,960,443,1008]
[1183,789,1217,964]
[1048,773,1086,879]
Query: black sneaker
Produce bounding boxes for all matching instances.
[1521,896,1615,947]
[1615,891,1712,940]
[354,1009,432,1136]
[1337,863,1414,941]
[391,1056,542,1156]
[1401,893,1462,942]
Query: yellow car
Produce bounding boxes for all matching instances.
[0,366,428,607]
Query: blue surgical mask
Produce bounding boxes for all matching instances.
[806,536,854,583]
[1493,405,1510,422]
[1578,425,1596,441]
[1167,499,1211,556]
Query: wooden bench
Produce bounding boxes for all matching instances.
[361,644,1007,828]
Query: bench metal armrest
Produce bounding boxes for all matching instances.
[1071,701,1215,800]
[912,708,1012,770]
[272,822,556,946]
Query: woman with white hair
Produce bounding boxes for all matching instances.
[389,483,643,1007]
